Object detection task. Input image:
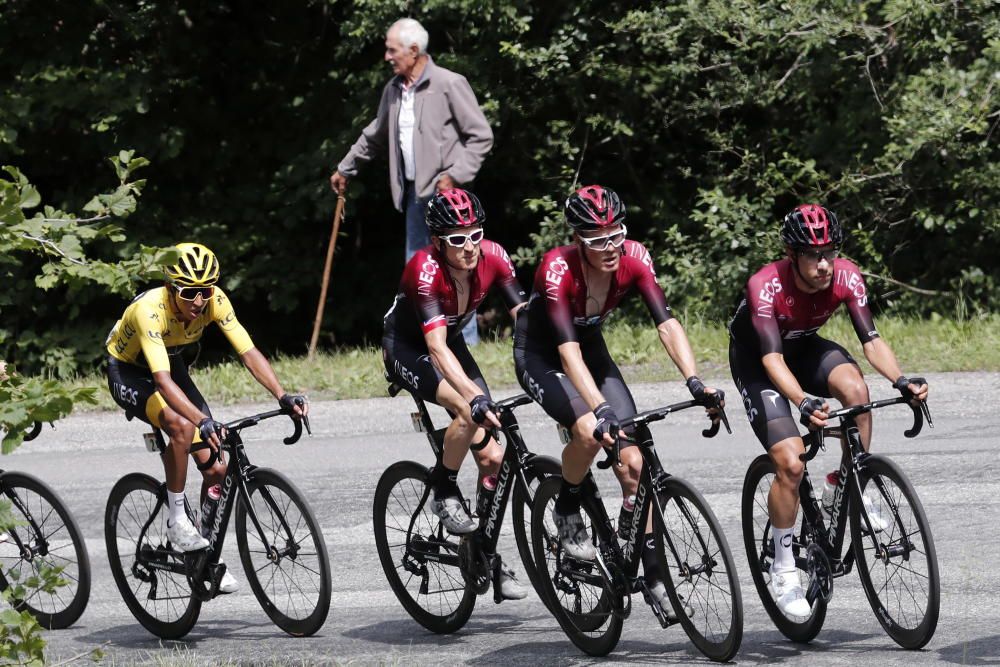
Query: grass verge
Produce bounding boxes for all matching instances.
[65,313,1000,411]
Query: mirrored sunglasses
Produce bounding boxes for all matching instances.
[172,284,215,301]
[440,229,484,248]
[798,247,840,263]
[579,224,627,251]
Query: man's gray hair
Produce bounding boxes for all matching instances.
[389,18,429,54]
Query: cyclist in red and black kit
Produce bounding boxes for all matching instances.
[514,185,722,615]
[382,187,529,600]
[728,204,929,618]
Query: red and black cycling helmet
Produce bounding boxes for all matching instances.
[564,185,626,232]
[780,204,844,248]
[425,188,486,234]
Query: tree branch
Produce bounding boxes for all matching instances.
[861,270,948,296]
[20,234,88,265]
[775,51,807,89]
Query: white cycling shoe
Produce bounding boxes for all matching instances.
[167,517,209,552]
[218,560,240,594]
[769,567,811,618]
[497,563,528,601]
[646,579,682,621]
[861,494,890,533]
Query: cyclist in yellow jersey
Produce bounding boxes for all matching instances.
[105,243,308,587]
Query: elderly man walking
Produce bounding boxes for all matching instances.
[330,18,493,343]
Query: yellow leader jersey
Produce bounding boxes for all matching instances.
[106,287,255,373]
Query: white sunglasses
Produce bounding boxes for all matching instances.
[579,224,627,251]
[439,229,484,247]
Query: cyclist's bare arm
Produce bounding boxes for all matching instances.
[861,338,929,400]
[424,326,489,405]
[656,318,698,379]
[239,347,308,417]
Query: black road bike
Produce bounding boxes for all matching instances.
[741,394,939,649]
[373,382,561,634]
[0,423,91,629]
[104,407,331,639]
[530,396,743,661]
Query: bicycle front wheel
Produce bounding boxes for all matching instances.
[655,476,742,662]
[850,455,939,649]
[104,473,200,639]
[741,454,826,642]
[236,468,331,637]
[530,477,622,656]
[510,454,561,608]
[373,460,475,634]
[0,472,91,629]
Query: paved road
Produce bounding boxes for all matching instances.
[9,372,999,665]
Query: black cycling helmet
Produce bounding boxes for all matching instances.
[780,204,844,248]
[425,188,486,234]
[564,185,626,232]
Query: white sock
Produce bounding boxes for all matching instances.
[772,525,796,572]
[167,490,188,524]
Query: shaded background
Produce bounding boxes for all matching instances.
[1,0,996,374]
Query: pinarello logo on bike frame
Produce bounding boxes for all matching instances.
[439,189,479,225]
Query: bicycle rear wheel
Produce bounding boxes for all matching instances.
[373,460,475,634]
[530,477,622,656]
[850,455,939,649]
[236,468,332,637]
[104,473,200,639]
[741,454,826,642]
[0,472,91,629]
[510,454,561,608]
[655,476,742,662]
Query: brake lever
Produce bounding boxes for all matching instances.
[302,414,312,436]
[596,428,623,470]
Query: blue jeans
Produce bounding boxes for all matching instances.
[404,181,479,345]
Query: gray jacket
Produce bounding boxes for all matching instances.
[337,57,494,211]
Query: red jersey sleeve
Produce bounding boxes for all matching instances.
[401,250,448,334]
[482,240,527,311]
[745,266,785,356]
[833,260,879,344]
[539,249,578,345]
[623,241,673,325]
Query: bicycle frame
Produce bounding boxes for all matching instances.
[794,395,931,587]
[387,384,539,583]
[135,409,305,601]
[561,399,727,624]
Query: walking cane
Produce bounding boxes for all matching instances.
[308,195,345,359]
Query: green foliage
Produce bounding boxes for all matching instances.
[0,1,996,369]
[0,372,98,453]
[0,152,174,375]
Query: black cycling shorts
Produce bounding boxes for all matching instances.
[513,318,638,438]
[106,354,212,428]
[382,333,490,406]
[729,335,858,450]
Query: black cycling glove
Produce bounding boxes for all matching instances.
[198,417,226,445]
[469,395,498,425]
[797,397,826,428]
[893,376,926,398]
[592,402,620,442]
[686,375,707,401]
[279,393,308,415]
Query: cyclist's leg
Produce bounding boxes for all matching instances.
[730,343,805,565]
[515,341,599,559]
[440,336,502,478]
[792,337,871,450]
[586,338,642,500]
[383,333,478,532]
[168,355,227,496]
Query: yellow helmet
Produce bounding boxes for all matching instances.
[165,242,220,287]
